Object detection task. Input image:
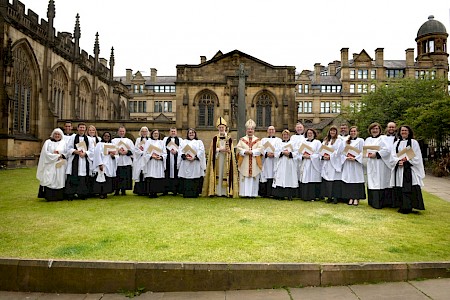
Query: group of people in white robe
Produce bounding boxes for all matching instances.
[36,119,425,214]
[37,122,136,200]
[256,121,425,213]
[37,122,206,201]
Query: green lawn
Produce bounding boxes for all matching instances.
[1,167,449,263]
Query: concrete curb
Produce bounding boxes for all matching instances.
[0,258,449,293]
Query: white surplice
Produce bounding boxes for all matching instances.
[298,139,322,183]
[321,139,344,181]
[272,140,299,188]
[162,136,183,178]
[341,138,365,183]
[142,139,167,179]
[112,137,134,167]
[36,139,67,189]
[389,139,425,187]
[260,137,281,183]
[93,142,118,177]
[364,136,391,189]
[178,139,206,179]
[132,137,148,182]
[65,135,94,176]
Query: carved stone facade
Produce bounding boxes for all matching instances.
[0,0,129,167]
[176,50,297,132]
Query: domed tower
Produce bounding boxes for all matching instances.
[415,15,448,78]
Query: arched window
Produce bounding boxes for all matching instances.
[12,47,33,134]
[52,67,68,119]
[256,93,272,128]
[198,93,215,127]
[97,89,107,119]
[78,80,90,119]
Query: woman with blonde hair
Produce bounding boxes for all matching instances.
[133,126,150,196]
[86,125,101,196]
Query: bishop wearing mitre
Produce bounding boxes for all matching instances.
[236,119,264,197]
[202,117,239,198]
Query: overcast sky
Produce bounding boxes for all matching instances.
[16,0,450,76]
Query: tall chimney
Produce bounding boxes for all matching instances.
[341,48,349,67]
[151,68,157,83]
[328,62,336,76]
[126,69,132,82]
[200,56,206,64]
[375,48,384,66]
[406,48,415,67]
[314,63,322,81]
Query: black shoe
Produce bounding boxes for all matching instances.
[162,192,168,196]
[114,190,120,196]
[121,190,126,196]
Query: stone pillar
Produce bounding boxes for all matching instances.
[237,63,246,139]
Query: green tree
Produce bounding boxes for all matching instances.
[342,77,450,141]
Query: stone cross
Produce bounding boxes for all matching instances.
[237,63,247,139]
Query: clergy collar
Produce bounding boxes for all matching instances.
[282,140,289,143]
[268,136,276,138]
[372,134,381,138]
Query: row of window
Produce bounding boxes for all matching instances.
[128,100,173,113]
[349,83,376,94]
[297,84,309,94]
[415,70,436,80]
[320,85,342,93]
[297,101,341,114]
[350,69,377,80]
[132,84,176,94]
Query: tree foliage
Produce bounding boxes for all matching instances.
[342,77,450,142]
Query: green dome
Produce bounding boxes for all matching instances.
[417,15,447,38]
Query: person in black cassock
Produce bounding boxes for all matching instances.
[162,127,182,195]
